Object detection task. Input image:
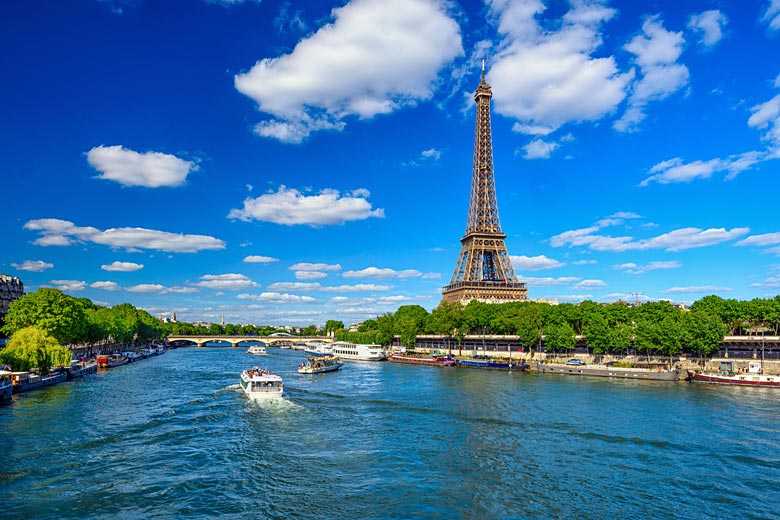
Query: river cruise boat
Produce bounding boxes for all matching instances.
[304,340,333,356]
[388,352,456,367]
[537,362,681,381]
[240,368,283,399]
[10,370,68,393]
[0,370,13,402]
[298,355,343,374]
[246,345,267,355]
[96,353,129,368]
[66,359,99,380]
[457,355,528,371]
[687,361,780,387]
[330,341,387,361]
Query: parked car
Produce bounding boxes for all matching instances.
[565,358,585,366]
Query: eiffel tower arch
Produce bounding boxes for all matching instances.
[441,67,528,305]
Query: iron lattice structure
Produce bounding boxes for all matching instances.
[441,71,528,304]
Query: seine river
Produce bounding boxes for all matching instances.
[2,347,779,519]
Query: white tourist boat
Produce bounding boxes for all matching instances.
[330,341,387,361]
[298,355,343,374]
[240,367,283,399]
[246,345,267,355]
[304,340,333,356]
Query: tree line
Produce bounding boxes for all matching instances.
[338,295,780,358]
[3,288,779,372]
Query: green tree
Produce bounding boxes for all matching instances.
[208,323,225,335]
[462,301,495,334]
[682,311,726,358]
[303,325,318,336]
[0,326,72,373]
[358,319,377,332]
[106,303,142,344]
[2,288,88,344]
[515,303,544,351]
[634,316,681,357]
[612,322,634,354]
[394,305,429,348]
[324,320,345,336]
[428,301,464,351]
[491,302,522,334]
[374,313,395,346]
[543,322,577,354]
[583,312,612,354]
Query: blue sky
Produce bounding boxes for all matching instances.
[2,0,780,327]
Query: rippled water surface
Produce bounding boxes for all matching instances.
[2,347,779,519]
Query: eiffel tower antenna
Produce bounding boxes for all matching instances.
[441,65,527,304]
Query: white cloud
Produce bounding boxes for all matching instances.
[86,145,198,188]
[319,283,392,292]
[329,296,376,306]
[238,292,318,303]
[520,276,579,287]
[511,255,564,271]
[614,16,689,132]
[273,2,308,33]
[228,186,384,226]
[126,283,167,293]
[421,148,442,160]
[243,255,279,263]
[573,279,606,289]
[642,85,780,185]
[90,281,121,291]
[762,0,780,30]
[378,295,415,303]
[572,259,597,265]
[234,0,463,142]
[748,94,780,147]
[193,273,259,290]
[662,285,732,294]
[751,274,780,289]
[687,10,727,48]
[550,216,749,252]
[522,139,559,159]
[11,260,53,272]
[289,262,341,271]
[736,232,780,247]
[642,151,773,186]
[614,260,682,274]
[51,280,86,291]
[488,0,631,136]
[295,271,328,280]
[167,286,199,294]
[24,218,225,253]
[422,272,442,279]
[101,261,144,272]
[343,267,422,279]
[267,282,321,291]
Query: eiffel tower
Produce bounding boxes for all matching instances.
[441,65,528,304]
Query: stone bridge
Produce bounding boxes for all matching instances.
[166,335,330,347]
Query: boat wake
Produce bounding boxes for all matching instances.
[246,396,302,412]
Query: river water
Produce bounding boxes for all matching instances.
[1,347,779,519]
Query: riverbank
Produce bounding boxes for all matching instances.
[411,347,780,376]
